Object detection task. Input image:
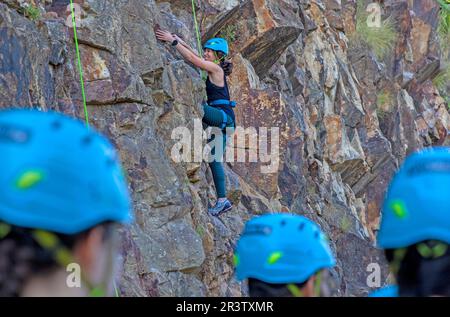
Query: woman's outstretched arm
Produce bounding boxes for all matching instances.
[155,29,221,74]
[172,34,199,56]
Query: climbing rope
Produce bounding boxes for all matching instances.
[191,0,203,58]
[69,0,89,127]
[191,0,207,81]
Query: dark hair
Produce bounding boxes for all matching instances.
[212,51,232,76]
[220,60,233,76]
[385,240,450,296]
[248,278,308,297]
[0,223,114,297]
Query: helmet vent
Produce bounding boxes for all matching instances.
[51,120,62,130]
[0,124,30,143]
[407,160,450,175]
[106,158,115,166]
[243,224,272,236]
[81,135,93,146]
[280,220,286,226]
[298,223,305,230]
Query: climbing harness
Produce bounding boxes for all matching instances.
[208,99,237,108]
[207,100,236,129]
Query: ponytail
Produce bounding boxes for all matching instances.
[0,226,56,296]
[220,60,233,76]
[213,51,233,76]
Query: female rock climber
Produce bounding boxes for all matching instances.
[155,28,235,216]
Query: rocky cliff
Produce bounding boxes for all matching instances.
[0,0,448,296]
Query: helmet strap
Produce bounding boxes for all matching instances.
[313,271,322,297]
[417,241,448,259]
[389,248,407,275]
[287,271,323,297]
[213,51,225,64]
[287,284,304,297]
[0,222,11,239]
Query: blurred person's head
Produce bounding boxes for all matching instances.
[377,147,450,297]
[234,213,336,297]
[0,109,132,296]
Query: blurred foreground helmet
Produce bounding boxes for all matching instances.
[0,109,132,234]
[235,213,336,284]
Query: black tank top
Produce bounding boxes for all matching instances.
[205,75,235,123]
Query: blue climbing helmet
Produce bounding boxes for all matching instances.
[378,147,450,249]
[234,213,336,284]
[0,109,132,235]
[203,37,229,56]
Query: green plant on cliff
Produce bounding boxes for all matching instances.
[340,215,352,233]
[437,3,450,56]
[24,4,41,21]
[445,96,450,110]
[219,25,237,44]
[433,2,450,108]
[432,63,449,110]
[438,4,450,35]
[196,225,205,238]
[376,90,394,118]
[377,91,393,107]
[376,108,388,120]
[350,0,397,60]
[433,64,450,90]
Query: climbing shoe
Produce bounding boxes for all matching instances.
[208,199,232,216]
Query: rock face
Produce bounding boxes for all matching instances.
[0,0,448,296]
